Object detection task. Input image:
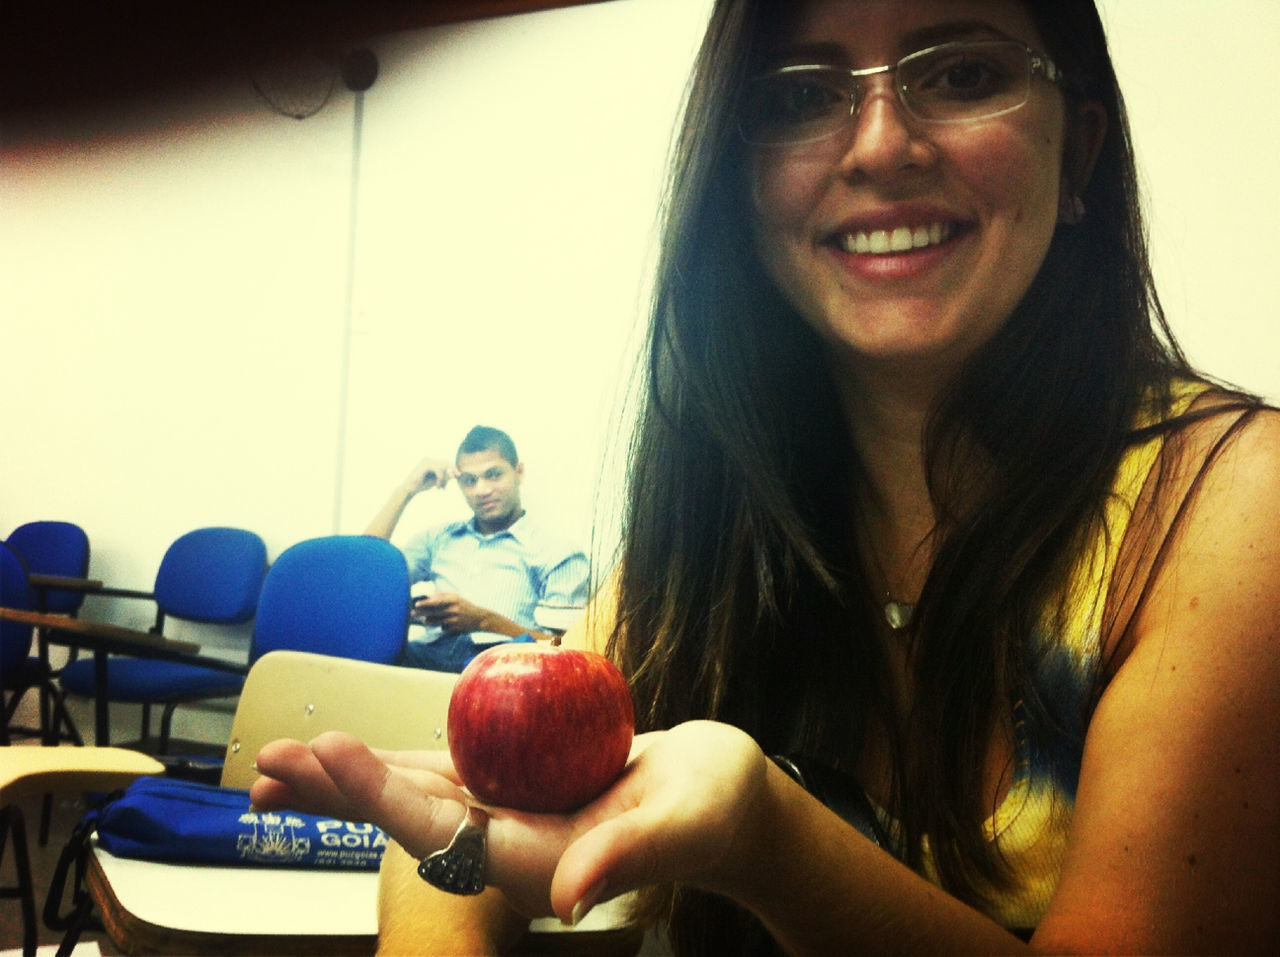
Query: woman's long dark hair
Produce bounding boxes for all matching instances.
[607,0,1261,950]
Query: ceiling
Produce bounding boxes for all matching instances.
[0,0,618,118]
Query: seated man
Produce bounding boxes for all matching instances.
[366,425,590,672]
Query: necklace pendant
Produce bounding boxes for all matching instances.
[884,600,915,631]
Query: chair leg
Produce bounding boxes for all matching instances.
[4,682,83,748]
[38,681,52,745]
[0,804,40,957]
[2,684,34,744]
[139,703,152,748]
[47,690,83,748]
[29,690,84,848]
[159,702,179,755]
[39,794,55,847]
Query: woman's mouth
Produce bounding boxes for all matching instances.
[836,222,956,255]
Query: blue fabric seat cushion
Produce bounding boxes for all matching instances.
[59,658,245,702]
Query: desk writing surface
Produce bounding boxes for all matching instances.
[91,840,633,937]
[92,841,379,936]
[0,606,200,654]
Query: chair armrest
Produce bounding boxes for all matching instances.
[27,574,105,593]
[91,586,156,601]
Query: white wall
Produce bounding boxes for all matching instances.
[1,0,1276,736]
[1097,0,1279,401]
[2,91,355,618]
[339,0,713,557]
[0,0,713,741]
[0,0,711,630]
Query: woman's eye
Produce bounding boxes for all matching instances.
[917,57,1012,100]
[770,77,845,120]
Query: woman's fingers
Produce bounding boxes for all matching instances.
[369,746,464,786]
[547,777,715,923]
[252,732,470,858]
[547,721,768,923]
[252,739,461,807]
[306,731,470,859]
[250,738,354,816]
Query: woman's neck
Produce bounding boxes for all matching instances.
[835,360,936,528]
[829,354,961,606]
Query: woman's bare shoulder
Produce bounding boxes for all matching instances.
[1037,400,1280,953]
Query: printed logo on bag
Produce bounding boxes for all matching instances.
[235,812,389,867]
[237,812,311,863]
[316,820,389,859]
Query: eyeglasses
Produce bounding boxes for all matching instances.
[739,40,1063,147]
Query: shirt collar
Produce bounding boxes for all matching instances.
[460,511,529,544]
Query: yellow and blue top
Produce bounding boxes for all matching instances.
[906,380,1207,929]
[571,380,1208,932]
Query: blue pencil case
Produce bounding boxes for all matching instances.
[91,775,388,870]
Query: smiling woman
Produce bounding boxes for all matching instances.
[3,2,1280,951]
[747,4,1088,367]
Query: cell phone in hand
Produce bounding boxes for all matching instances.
[409,580,437,616]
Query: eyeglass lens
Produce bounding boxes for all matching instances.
[741,41,1038,146]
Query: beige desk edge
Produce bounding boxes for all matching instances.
[91,839,632,937]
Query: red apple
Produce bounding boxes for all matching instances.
[447,644,634,813]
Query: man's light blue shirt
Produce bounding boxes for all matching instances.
[400,512,590,647]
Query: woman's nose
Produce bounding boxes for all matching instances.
[834,81,933,180]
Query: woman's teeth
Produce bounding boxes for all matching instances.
[839,223,952,255]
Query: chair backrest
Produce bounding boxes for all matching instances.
[221,649,457,789]
[153,527,268,624]
[250,535,410,665]
[5,521,90,614]
[0,543,33,677]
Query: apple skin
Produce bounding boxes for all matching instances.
[447,644,635,813]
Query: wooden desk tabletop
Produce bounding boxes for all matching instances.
[0,606,200,655]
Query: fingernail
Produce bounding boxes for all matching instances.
[569,879,607,927]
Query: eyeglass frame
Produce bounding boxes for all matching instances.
[738,39,1065,147]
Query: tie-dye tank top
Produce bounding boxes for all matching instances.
[572,381,1208,933]
[903,380,1206,930]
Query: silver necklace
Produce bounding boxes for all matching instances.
[859,516,924,632]
[863,540,917,630]
[883,599,915,631]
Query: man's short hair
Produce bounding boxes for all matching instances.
[457,426,518,467]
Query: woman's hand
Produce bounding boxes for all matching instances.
[250,721,770,923]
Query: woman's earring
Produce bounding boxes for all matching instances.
[1058,193,1086,226]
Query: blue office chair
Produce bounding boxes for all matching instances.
[1,543,93,850]
[55,527,268,750]
[6,521,91,615]
[60,535,410,753]
[1,543,37,745]
[3,521,91,745]
[250,535,411,663]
